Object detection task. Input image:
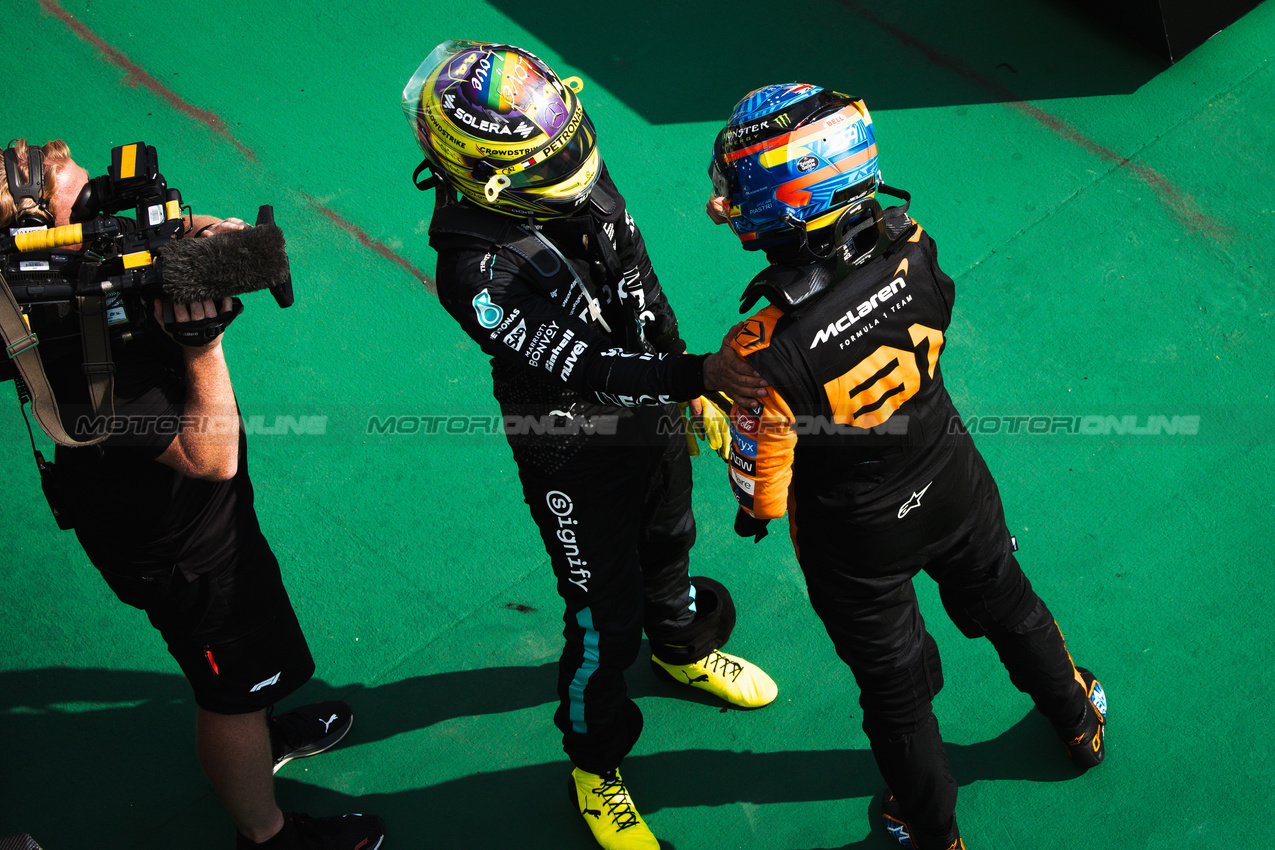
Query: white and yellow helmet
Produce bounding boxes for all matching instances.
[403,40,601,218]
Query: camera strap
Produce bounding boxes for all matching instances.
[0,269,110,447]
[77,291,117,427]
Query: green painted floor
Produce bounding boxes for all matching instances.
[3,1,1274,848]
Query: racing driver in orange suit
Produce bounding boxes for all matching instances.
[705,84,1108,849]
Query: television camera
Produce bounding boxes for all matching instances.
[1,140,293,385]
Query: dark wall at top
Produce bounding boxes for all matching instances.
[484,0,1170,122]
[1078,0,1267,61]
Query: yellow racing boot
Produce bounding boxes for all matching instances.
[569,767,659,850]
[651,648,778,708]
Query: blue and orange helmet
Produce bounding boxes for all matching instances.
[711,84,880,254]
[402,40,601,218]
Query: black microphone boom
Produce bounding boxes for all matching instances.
[156,213,293,308]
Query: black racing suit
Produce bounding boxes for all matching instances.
[430,169,736,773]
[725,216,1088,845]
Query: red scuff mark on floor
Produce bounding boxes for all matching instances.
[306,198,436,292]
[40,0,257,163]
[839,1,1224,238]
[40,0,435,288]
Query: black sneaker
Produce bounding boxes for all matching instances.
[269,701,354,774]
[881,791,964,850]
[1057,667,1107,771]
[235,812,385,849]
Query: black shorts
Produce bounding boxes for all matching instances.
[97,541,314,715]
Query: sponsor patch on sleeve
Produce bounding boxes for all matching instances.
[733,411,760,435]
[472,288,503,329]
[503,319,528,351]
[730,424,757,458]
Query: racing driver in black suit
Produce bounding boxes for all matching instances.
[401,41,778,850]
[706,84,1108,850]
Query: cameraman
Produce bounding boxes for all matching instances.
[1,139,385,850]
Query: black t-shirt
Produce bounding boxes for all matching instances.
[44,325,264,580]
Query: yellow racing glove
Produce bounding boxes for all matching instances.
[699,394,732,460]
[679,393,732,460]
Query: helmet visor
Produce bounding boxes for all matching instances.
[496,114,597,191]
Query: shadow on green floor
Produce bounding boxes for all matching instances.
[482,0,1168,120]
[2,665,1081,850]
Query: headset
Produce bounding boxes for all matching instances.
[3,146,54,230]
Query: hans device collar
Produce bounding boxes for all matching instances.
[739,184,913,314]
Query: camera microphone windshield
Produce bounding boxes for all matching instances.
[156,218,293,308]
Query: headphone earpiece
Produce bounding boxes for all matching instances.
[4,146,53,229]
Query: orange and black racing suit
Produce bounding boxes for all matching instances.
[726,217,1088,844]
[429,168,736,774]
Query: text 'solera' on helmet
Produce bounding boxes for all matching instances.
[712,84,880,252]
[402,40,601,218]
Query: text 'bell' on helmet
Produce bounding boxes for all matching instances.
[402,40,601,218]
[712,83,880,252]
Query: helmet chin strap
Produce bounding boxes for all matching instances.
[412,157,442,191]
[779,211,836,261]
